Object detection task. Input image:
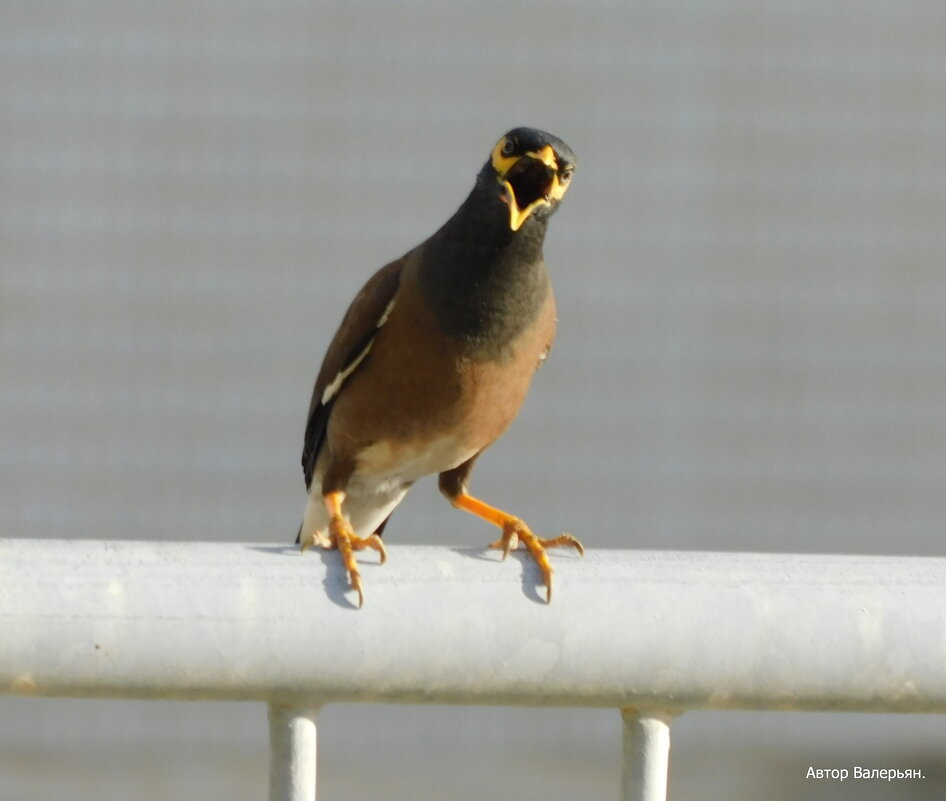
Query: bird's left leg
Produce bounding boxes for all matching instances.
[439,467,583,603]
[300,490,386,607]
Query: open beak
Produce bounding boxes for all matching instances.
[499,145,567,231]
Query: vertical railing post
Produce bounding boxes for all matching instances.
[268,703,320,801]
[620,708,673,801]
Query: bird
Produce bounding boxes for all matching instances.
[297,126,583,607]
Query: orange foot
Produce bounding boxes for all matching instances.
[489,520,584,603]
[300,491,386,608]
[447,490,583,603]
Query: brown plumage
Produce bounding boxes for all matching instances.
[298,127,582,606]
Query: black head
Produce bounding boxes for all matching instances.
[481,127,577,231]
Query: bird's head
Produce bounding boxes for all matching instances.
[483,127,576,232]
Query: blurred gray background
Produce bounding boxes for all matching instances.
[2,1,945,799]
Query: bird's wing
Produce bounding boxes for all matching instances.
[302,259,403,490]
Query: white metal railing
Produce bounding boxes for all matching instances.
[1,539,944,800]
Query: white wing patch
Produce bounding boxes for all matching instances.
[320,340,373,405]
[376,296,396,327]
[320,297,397,406]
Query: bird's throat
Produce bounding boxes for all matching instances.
[419,203,550,357]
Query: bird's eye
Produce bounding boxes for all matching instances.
[501,138,517,157]
[560,166,574,184]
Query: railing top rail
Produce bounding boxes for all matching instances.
[1,539,944,713]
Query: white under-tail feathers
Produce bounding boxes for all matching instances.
[301,433,478,542]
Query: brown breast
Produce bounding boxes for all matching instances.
[325,257,556,481]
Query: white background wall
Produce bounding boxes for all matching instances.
[2,2,945,798]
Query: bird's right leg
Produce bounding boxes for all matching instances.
[301,490,386,608]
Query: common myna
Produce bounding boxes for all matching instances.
[298,127,582,607]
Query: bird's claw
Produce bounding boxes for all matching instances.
[489,522,584,603]
[300,522,386,607]
[360,533,388,564]
[299,530,332,553]
[539,532,585,558]
[350,571,365,609]
[491,529,519,560]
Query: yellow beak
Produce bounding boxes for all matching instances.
[499,145,565,231]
